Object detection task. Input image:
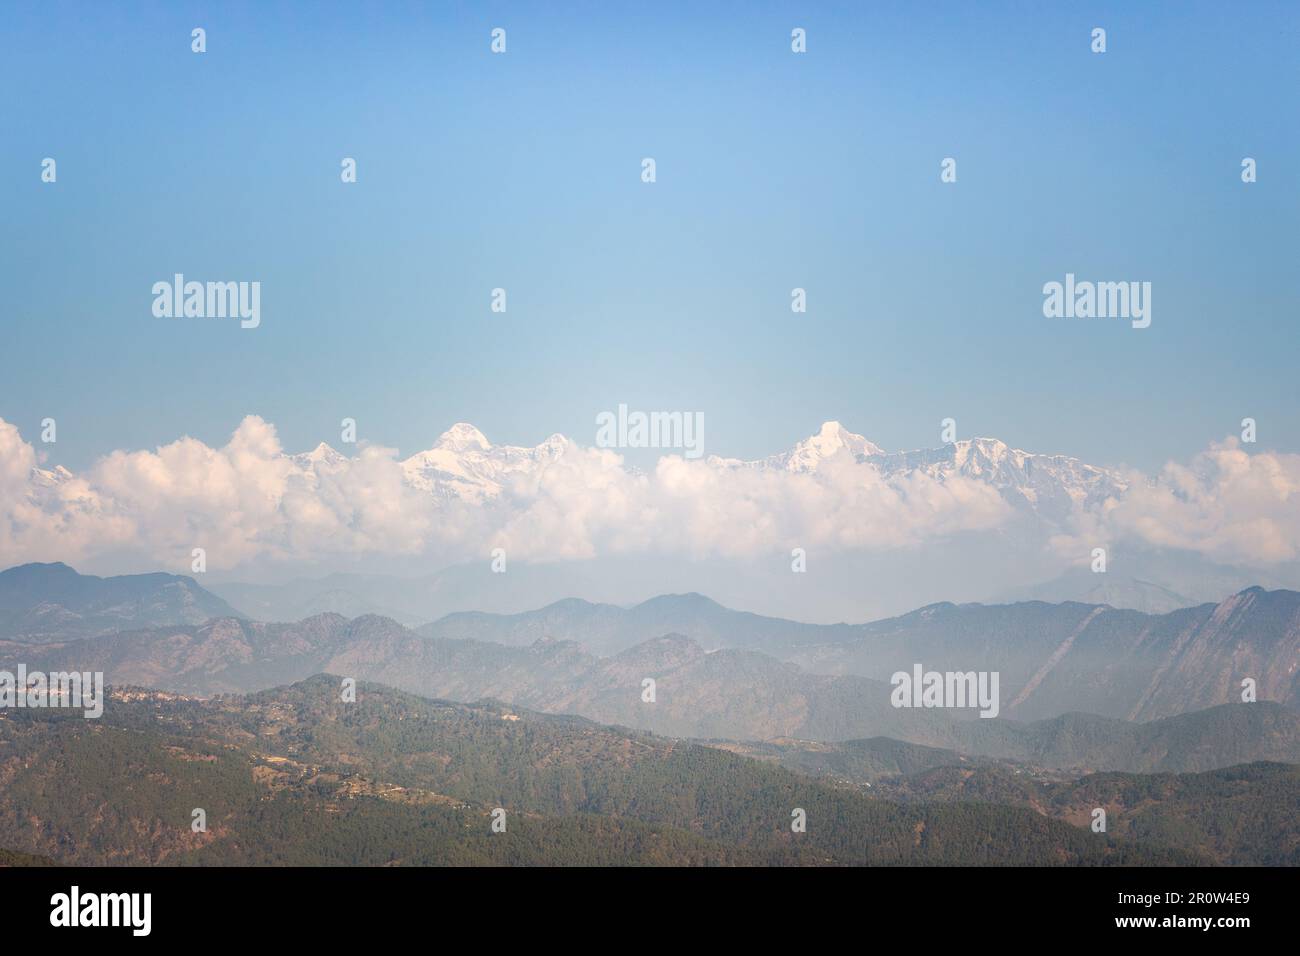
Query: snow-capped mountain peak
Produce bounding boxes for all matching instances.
[266,419,1130,524]
[435,423,491,451]
[289,442,348,474]
[306,442,345,463]
[809,420,885,458]
[703,425,1124,524]
[952,437,1016,472]
[398,425,569,503]
[537,433,570,455]
[766,421,886,472]
[875,437,1125,518]
[31,464,75,489]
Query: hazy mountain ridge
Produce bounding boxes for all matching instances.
[0,615,937,743]
[422,585,1300,722]
[1000,549,1300,614]
[420,591,860,655]
[751,703,1300,776]
[4,609,1298,774]
[11,558,1285,729]
[0,562,244,642]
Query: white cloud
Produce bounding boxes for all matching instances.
[1,419,1294,573]
[1100,438,1300,564]
[0,417,1010,570]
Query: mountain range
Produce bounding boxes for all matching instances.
[0,559,1296,866]
[4,592,1297,773]
[419,585,1300,722]
[266,420,1125,517]
[4,562,1296,724]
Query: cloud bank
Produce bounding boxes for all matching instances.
[0,417,1295,573]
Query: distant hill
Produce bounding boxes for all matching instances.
[0,677,1203,866]
[713,744,1300,865]
[719,702,1300,778]
[869,762,1300,867]
[999,549,1300,615]
[209,572,435,626]
[1034,763,1300,866]
[1003,572,1198,615]
[0,562,244,642]
[947,702,1300,772]
[708,735,1003,782]
[421,592,861,656]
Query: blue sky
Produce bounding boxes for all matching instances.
[2,0,1297,472]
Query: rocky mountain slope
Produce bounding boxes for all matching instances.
[789,586,1300,721]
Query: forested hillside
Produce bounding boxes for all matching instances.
[0,677,1203,866]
